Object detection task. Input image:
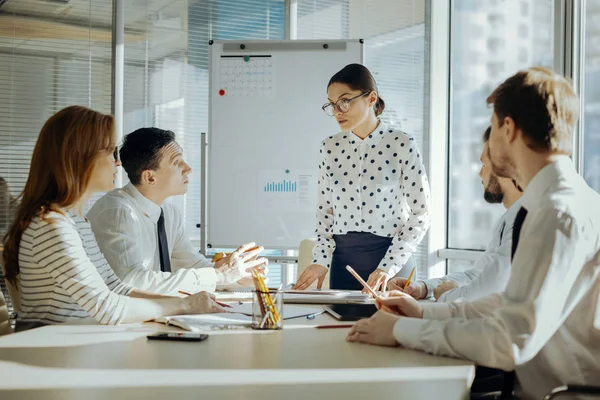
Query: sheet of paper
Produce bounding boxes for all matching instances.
[258,169,316,214]
[171,313,252,326]
[218,55,274,97]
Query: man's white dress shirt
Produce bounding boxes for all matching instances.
[392,157,600,400]
[425,200,520,302]
[312,121,431,276]
[87,183,217,294]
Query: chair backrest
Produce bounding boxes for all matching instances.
[0,283,12,335]
[0,249,20,314]
[297,238,329,289]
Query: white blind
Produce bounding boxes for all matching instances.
[0,0,113,239]
[297,0,429,279]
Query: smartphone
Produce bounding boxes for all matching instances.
[147,332,209,342]
[323,304,378,321]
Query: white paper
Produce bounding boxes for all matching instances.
[258,169,315,214]
[218,55,274,98]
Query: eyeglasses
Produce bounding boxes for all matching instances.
[322,92,370,117]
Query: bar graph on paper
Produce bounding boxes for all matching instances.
[258,170,315,213]
[264,180,297,192]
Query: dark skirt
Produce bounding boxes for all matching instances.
[329,231,416,290]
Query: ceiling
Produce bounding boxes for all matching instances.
[0,0,193,62]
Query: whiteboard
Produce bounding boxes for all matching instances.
[207,40,364,249]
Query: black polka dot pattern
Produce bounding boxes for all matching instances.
[312,123,431,271]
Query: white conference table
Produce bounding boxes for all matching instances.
[0,307,475,400]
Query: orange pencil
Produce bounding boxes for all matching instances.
[403,267,416,290]
[345,265,383,300]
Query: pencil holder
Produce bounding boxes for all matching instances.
[251,288,283,330]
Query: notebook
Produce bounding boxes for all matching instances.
[153,313,252,332]
[153,305,323,332]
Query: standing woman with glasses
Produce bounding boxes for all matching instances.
[294,64,431,292]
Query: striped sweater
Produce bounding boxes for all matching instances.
[17,210,133,326]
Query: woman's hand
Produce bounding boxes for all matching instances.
[364,268,391,294]
[375,290,424,318]
[293,264,328,290]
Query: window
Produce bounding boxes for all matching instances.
[447,259,475,274]
[518,47,529,63]
[487,38,505,52]
[448,0,554,250]
[488,14,505,29]
[518,24,529,38]
[0,0,113,237]
[583,0,600,193]
[122,0,285,284]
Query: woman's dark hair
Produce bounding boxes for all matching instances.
[328,63,385,116]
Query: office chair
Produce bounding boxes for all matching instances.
[543,385,600,400]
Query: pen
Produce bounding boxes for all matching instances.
[315,324,354,329]
[306,310,325,320]
[404,267,416,290]
[178,290,232,308]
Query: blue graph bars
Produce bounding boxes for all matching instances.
[264,180,297,192]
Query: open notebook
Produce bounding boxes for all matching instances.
[153,304,323,332]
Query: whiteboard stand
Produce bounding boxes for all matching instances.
[200,132,208,254]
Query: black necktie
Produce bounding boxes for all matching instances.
[511,207,528,261]
[501,206,528,398]
[157,209,171,273]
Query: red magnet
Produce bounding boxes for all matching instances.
[219,89,225,96]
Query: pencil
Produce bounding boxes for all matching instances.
[315,324,354,329]
[403,267,416,290]
[345,265,382,300]
[177,290,232,308]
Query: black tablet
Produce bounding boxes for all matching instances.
[323,304,378,321]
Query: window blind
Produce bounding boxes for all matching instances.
[0,0,113,237]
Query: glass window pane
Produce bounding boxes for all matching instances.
[448,0,554,250]
[122,0,285,285]
[583,0,600,192]
[447,259,475,274]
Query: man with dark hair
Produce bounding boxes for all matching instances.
[346,67,600,399]
[388,127,523,302]
[88,128,267,294]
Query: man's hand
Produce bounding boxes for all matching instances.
[387,278,427,299]
[346,311,400,347]
[433,280,459,300]
[214,242,268,285]
[375,291,424,318]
